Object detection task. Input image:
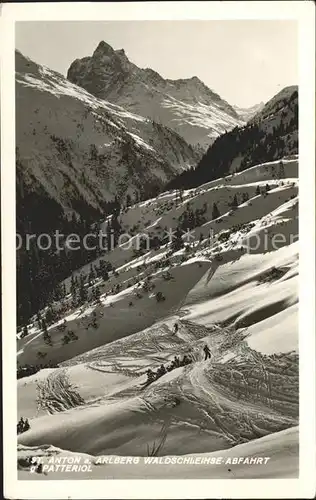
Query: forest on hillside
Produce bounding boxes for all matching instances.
[166,90,298,190]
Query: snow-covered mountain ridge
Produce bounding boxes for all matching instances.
[167,85,298,190]
[16,49,199,216]
[233,101,265,122]
[67,41,245,149]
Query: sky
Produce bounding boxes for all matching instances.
[15,20,298,108]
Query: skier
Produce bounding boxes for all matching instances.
[146,368,156,384]
[174,356,181,368]
[203,344,211,361]
[157,364,167,378]
[24,418,30,432]
[181,354,191,366]
[173,323,179,335]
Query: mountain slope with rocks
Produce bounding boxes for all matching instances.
[67,41,244,149]
[16,49,200,325]
[167,86,298,190]
[16,49,199,217]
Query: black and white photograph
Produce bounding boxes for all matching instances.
[1,2,315,498]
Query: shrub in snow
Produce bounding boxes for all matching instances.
[155,291,166,302]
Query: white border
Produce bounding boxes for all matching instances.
[1,2,315,499]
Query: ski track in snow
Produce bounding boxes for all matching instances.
[17,156,299,478]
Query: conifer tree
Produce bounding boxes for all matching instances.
[180,211,189,231]
[187,209,195,230]
[112,214,121,247]
[106,220,113,252]
[53,282,63,302]
[231,194,238,209]
[94,286,101,303]
[45,307,54,325]
[42,318,47,334]
[21,325,28,338]
[171,227,184,252]
[72,288,78,308]
[88,264,95,285]
[42,318,52,345]
[37,312,42,330]
[278,160,285,179]
[91,312,98,329]
[70,274,76,296]
[212,202,220,220]
[99,259,109,281]
[79,275,88,305]
[134,190,139,204]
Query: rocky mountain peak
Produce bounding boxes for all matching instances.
[93,40,115,58]
[67,40,244,148]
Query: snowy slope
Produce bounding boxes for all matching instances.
[16,50,199,214]
[67,41,245,149]
[167,86,298,189]
[17,156,299,479]
[18,426,298,479]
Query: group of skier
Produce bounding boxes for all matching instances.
[145,354,193,385]
[17,361,58,380]
[145,340,212,385]
[17,417,30,435]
